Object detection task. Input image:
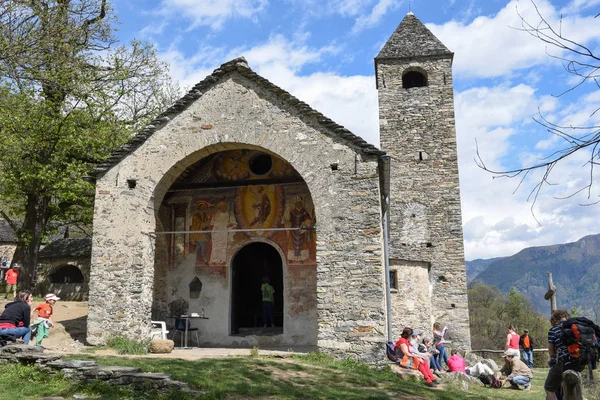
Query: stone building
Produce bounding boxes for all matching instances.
[36,238,91,301]
[87,12,470,362]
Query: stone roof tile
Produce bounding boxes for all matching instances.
[376,12,452,60]
[92,57,384,178]
[38,238,92,259]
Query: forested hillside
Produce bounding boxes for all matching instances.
[470,234,600,320]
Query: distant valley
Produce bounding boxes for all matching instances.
[466,234,600,318]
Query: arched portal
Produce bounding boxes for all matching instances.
[151,145,317,347]
[231,242,283,334]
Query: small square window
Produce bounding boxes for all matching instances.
[389,270,398,290]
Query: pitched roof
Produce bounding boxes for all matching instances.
[0,219,16,243]
[92,57,384,178]
[375,12,453,60]
[39,238,92,259]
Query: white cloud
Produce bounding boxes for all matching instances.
[428,0,600,79]
[352,0,403,34]
[157,0,268,30]
[159,34,379,145]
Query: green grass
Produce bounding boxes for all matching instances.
[0,353,584,400]
[104,336,148,355]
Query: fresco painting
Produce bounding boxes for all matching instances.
[234,185,284,238]
[166,150,316,272]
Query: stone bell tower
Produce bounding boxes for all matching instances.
[375,12,471,348]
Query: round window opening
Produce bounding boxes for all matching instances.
[248,153,273,175]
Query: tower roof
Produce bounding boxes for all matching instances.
[375,13,452,60]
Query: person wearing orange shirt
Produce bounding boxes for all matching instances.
[31,293,59,346]
[519,329,534,369]
[4,263,19,300]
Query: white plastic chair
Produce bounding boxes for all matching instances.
[150,321,169,340]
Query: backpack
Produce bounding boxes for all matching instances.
[561,318,598,381]
[386,340,398,363]
[478,373,502,388]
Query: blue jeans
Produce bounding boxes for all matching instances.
[522,348,534,368]
[510,375,531,388]
[0,327,31,344]
[262,301,274,327]
[435,344,449,368]
[430,353,443,371]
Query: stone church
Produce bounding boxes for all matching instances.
[87,12,470,362]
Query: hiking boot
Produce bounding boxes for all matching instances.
[425,381,438,387]
[509,383,519,390]
[523,385,531,391]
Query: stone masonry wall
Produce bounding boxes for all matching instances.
[377,56,471,348]
[89,73,386,362]
[36,257,90,301]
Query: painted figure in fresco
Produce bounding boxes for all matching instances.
[250,186,271,227]
[214,150,250,181]
[190,200,213,266]
[210,201,235,265]
[287,196,313,263]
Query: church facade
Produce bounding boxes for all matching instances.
[87,13,470,362]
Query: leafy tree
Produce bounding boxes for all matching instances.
[0,0,178,290]
[476,1,600,210]
[468,282,550,355]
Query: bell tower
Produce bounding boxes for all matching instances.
[376,12,470,348]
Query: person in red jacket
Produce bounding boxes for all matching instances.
[4,263,19,300]
[395,327,440,387]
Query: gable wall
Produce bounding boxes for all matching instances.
[89,74,386,362]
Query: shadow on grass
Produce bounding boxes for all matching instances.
[61,354,494,400]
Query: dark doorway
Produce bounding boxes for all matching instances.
[231,242,283,334]
[49,265,85,283]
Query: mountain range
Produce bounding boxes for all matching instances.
[466,234,600,317]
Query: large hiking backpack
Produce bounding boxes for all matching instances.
[478,373,502,388]
[561,319,598,381]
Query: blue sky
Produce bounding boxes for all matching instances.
[111,0,600,260]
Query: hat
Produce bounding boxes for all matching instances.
[11,263,20,268]
[423,336,432,343]
[502,350,515,358]
[523,329,529,332]
[45,294,60,301]
[411,330,421,336]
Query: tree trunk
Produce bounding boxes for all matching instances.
[15,194,50,292]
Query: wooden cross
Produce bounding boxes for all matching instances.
[544,272,557,313]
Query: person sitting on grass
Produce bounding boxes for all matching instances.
[0,290,32,344]
[31,293,60,347]
[500,350,533,390]
[395,327,440,387]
